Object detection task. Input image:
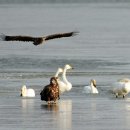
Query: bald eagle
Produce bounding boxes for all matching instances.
[0,31,78,46]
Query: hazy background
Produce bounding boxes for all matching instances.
[0,0,130,4]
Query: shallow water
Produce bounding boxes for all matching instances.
[0,2,130,130]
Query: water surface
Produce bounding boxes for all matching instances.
[0,2,130,130]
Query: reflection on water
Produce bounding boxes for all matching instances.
[41,100,72,130]
[21,98,35,115]
[124,99,130,129]
[125,98,130,111]
[41,103,59,111]
[21,98,35,109]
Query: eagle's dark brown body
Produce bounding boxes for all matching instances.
[40,77,60,103]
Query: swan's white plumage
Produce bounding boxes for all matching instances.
[112,78,130,98]
[54,67,65,92]
[54,68,63,78]
[83,79,98,94]
[21,85,35,97]
[58,64,73,94]
[117,78,130,83]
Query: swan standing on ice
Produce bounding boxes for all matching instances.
[83,79,98,94]
[20,85,35,97]
[58,64,73,94]
[112,78,130,98]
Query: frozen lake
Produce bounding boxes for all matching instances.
[0,2,130,130]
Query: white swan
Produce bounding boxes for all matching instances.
[83,79,98,94]
[58,64,73,94]
[112,78,130,98]
[20,85,35,97]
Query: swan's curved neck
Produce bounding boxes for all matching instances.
[22,87,27,96]
[90,82,94,87]
[62,68,69,85]
[90,83,97,94]
[55,70,60,77]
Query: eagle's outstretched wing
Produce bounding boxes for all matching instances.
[0,31,78,46]
[0,34,43,45]
[44,31,78,41]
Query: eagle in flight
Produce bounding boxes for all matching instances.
[0,31,78,46]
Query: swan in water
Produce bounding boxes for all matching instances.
[112,78,130,98]
[20,85,35,97]
[58,64,73,94]
[83,79,98,94]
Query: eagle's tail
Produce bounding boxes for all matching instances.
[0,33,6,41]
